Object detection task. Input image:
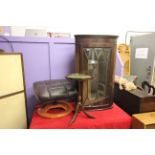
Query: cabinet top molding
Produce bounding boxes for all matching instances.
[75,34,118,38]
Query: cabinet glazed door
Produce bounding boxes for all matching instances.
[82,48,112,102]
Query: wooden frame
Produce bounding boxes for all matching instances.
[0,53,28,128]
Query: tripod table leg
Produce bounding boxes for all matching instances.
[69,102,80,125]
[81,105,95,119]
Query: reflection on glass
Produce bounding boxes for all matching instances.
[83,48,111,100]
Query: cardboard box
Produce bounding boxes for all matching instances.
[132,112,155,129]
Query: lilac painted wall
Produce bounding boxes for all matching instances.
[115,52,124,76]
[0,35,122,124]
[13,42,50,120]
[50,42,75,79]
[0,35,75,123]
[3,26,11,35]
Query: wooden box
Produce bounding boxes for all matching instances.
[132,112,155,129]
[114,83,155,115]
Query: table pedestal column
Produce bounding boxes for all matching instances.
[69,80,95,125]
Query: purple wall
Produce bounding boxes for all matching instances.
[0,35,75,124]
[50,42,75,79]
[3,26,11,35]
[115,52,124,76]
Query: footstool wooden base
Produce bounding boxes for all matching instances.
[37,101,73,119]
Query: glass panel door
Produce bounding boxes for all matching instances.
[83,48,112,100]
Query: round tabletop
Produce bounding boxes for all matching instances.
[66,73,92,81]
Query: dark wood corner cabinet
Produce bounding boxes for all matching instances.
[75,35,118,110]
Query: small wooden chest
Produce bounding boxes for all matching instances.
[114,83,155,115]
[132,112,155,129]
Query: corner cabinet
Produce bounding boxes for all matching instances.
[75,35,118,110]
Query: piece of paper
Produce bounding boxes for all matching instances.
[135,48,149,59]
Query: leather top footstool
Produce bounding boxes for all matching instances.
[33,79,78,104]
[33,79,78,120]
